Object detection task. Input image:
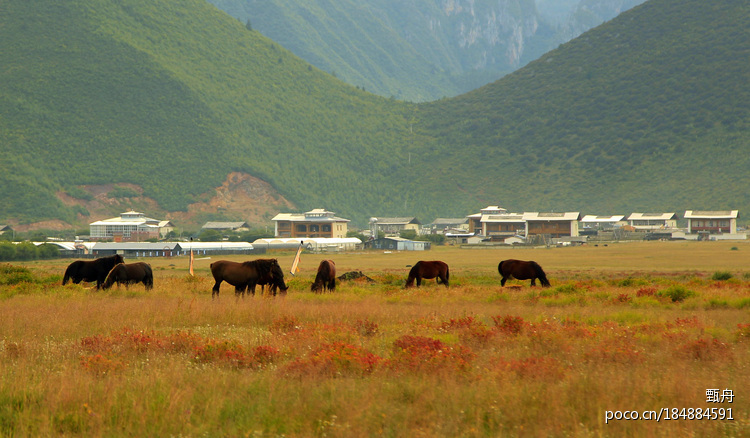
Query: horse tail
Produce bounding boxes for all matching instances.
[497,260,504,276]
[445,265,450,284]
[533,262,551,287]
[145,265,154,290]
[62,267,71,285]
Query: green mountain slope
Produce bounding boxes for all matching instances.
[0,0,421,225]
[1,0,748,228]
[415,0,750,217]
[209,0,647,102]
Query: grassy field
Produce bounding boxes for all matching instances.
[1,241,749,437]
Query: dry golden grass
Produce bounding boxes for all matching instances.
[1,241,749,437]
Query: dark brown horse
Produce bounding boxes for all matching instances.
[102,262,154,290]
[311,260,336,293]
[498,259,550,287]
[405,260,449,288]
[210,259,288,298]
[62,254,124,289]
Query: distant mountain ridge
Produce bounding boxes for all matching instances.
[1,0,748,230]
[209,0,646,101]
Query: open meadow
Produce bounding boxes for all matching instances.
[1,241,749,437]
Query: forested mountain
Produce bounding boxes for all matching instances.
[209,0,646,101]
[1,0,748,229]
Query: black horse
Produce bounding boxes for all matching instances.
[102,262,154,290]
[498,259,550,287]
[311,260,336,293]
[210,258,288,298]
[62,254,124,289]
[405,260,449,288]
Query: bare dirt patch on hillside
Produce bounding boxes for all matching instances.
[25,172,297,232]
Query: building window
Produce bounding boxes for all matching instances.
[322,225,331,232]
[296,224,307,233]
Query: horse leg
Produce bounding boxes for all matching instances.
[530,278,536,287]
[500,275,507,286]
[212,280,222,298]
[416,277,422,287]
[441,275,449,288]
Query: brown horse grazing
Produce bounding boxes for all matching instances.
[210,259,288,298]
[405,260,449,288]
[311,260,336,293]
[102,262,154,290]
[62,254,124,289]
[498,259,550,287]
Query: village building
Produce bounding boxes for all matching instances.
[0,225,12,236]
[426,218,469,234]
[524,212,582,238]
[271,209,349,239]
[253,237,361,252]
[368,237,431,251]
[90,241,258,257]
[684,210,739,235]
[465,206,580,240]
[201,221,251,232]
[627,213,678,231]
[89,210,173,241]
[467,206,508,234]
[371,217,422,235]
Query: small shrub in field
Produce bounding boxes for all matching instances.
[734,324,750,342]
[636,287,657,297]
[389,335,475,373]
[80,354,126,376]
[553,283,580,295]
[658,285,695,302]
[492,315,526,335]
[675,338,732,361]
[584,339,643,364]
[710,271,733,281]
[495,356,567,380]
[612,293,632,304]
[458,324,496,348]
[439,316,483,332]
[283,342,381,377]
[0,265,36,285]
[354,319,379,337]
[193,341,280,369]
[269,315,301,334]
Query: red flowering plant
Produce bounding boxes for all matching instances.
[387,335,475,374]
[283,342,382,378]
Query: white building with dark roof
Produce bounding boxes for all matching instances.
[89,210,171,241]
[627,213,678,231]
[684,210,739,234]
[271,209,349,238]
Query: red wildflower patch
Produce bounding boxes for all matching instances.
[492,315,526,335]
[283,342,381,377]
[354,319,379,337]
[388,335,475,373]
[735,323,750,342]
[269,315,301,334]
[675,338,732,361]
[584,339,643,364]
[495,356,567,380]
[636,287,657,297]
[80,354,126,376]
[192,341,280,369]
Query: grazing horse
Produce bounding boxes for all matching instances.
[62,254,124,289]
[498,259,550,287]
[311,260,336,293]
[405,260,449,288]
[210,259,288,298]
[102,262,154,290]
